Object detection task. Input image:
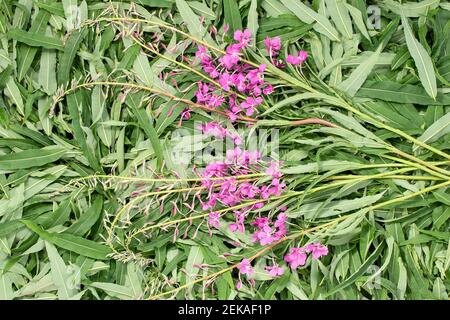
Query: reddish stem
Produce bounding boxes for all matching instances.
[289,118,337,128]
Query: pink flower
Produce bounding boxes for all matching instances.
[195,45,211,64]
[263,84,274,95]
[250,217,270,229]
[219,44,241,69]
[251,211,288,246]
[241,96,262,116]
[199,121,228,139]
[286,50,308,65]
[236,281,243,290]
[195,81,212,103]
[264,36,281,56]
[218,72,233,91]
[305,242,329,259]
[252,226,275,245]
[284,248,307,269]
[298,50,308,62]
[234,29,252,47]
[207,94,225,108]
[266,161,282,178]
[265,264,285,277]
[237,258,254,276]
[208,212,220,229]
[246,64,266,86]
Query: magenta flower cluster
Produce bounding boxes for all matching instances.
[201,148,285,236]
[286,50,308,66]
[194,29,274,120]
[236,242,328,286]
[284,242,329,269]
[250,212,287,246]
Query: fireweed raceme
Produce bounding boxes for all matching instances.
[168,28,329,288]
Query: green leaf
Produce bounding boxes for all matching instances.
[126,93,164,170]
[356,81,450,105]
[0,146,66,170]
[415,112,450,151]
[67,92,103,173]
[4,78,24,116]
[345,3,371,41]
[38,27,57,95]
[223,0,242,33]
[65,196,103,236]
[325,242,385,297]
[338,45,382,96]
[90,282,134,299]
[188,2,215,20]
[45,241,77,299]
[0,273,14,300]
[384,0,440,18]
[16,9,51,81]
[281,0,340,41]
[325,0,353,39]
[401,13,437,99]
[58,28,88,85]
[185,245,203,297]
[0,220,23,237]
[248,0,259,45]
[175,0,206,39]
[9,28,64,51]
[22,220,112,260]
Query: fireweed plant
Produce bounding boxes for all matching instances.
[1,1,450,300]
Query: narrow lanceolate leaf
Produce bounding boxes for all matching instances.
[126,95,164,170]
[22,220,112,260]
[0,273,14,300]
[65,196,103,236]
[356,81,450,105]
[345,3,371,41]
[67,92,103,173]
[62,0,79,31]
[185,246,204,297]
[325,242,385,297]
[0,146,66,170]
[9,29,64,50]
[188,2,216,20]
[4,78,24,116]
[415,112,450,151]
[17,10,51,81]
[58,28,88,85]
[39,27,57,95]
[325,0,353,39]
[176,0,206,39]
[338,45,382,96]
[384,0,440,18]
[223,0,243,33]
[90,282,134,300]
[401,13,437,99]
[248,0,259,45]
[281,0,340,42]
[45,241,77,299]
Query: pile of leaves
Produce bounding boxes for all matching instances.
[0,0,449,300]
